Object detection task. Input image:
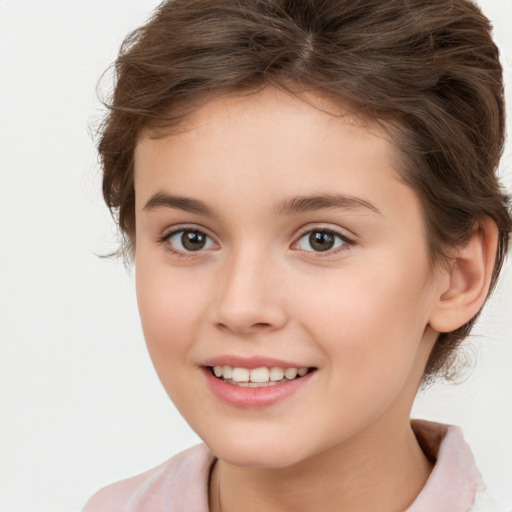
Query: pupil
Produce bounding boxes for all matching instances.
[309,231,335,252]
[181,231,206,251]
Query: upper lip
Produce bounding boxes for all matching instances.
[201,355,314,369]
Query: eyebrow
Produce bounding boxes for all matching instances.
[142,191,381,217]
[275,194,381,216]
[143,192,215,216]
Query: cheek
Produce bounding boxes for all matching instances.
[135,260,206,365]
[135,264,210,414]
[295,262,431,387]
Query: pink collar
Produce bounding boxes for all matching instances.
[83,420,489,511]
[406,420,486,511]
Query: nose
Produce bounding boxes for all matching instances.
[210,249,288,335]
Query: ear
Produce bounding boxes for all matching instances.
[428,217,499,333]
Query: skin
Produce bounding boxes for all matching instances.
[133,86,468,511]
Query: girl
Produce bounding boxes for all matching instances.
[84,1,512,510]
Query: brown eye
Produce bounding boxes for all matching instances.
[181,231,206,251]
[309,231,335,251]
[167,229,216,252]
[296,229,348,253]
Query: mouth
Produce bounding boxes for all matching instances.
[208,365,315,387]
[201,357,318,408]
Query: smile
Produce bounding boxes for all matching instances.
[210,365,311,387]
[203,362,317,408]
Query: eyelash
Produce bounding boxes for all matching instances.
[158,226,354,258]
[293,227,354,256]
[159,227,217,258]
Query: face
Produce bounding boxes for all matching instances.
[134,87,443,468]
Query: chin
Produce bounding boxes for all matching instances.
[200,430,318,469]
[214,446,303,469]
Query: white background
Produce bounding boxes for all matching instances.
[0,1,511,511]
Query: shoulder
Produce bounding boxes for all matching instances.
[82,444,215,512]
[408,420,508,512]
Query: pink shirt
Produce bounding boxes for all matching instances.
[83,421,501,512]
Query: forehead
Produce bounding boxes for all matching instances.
[135,87,400,181]
[133,86,417,226]
[138,86,388,146]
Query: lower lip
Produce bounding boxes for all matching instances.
[202,367,315,409]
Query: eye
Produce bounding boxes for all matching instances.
[165,229,217,253]
[295,229,350,253]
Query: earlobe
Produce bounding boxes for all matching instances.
[429,217,499,333]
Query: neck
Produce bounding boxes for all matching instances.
[209,418,433,512]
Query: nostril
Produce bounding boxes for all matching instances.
[215,321,274,334]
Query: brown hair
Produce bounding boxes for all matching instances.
[98,0,511,381]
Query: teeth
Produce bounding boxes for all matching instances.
[250,367,270,383]
[236,381,279,387]
[269,367,284,381]
[232,367,250,382]
[284,368,298,380]
[211,365,310,384]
